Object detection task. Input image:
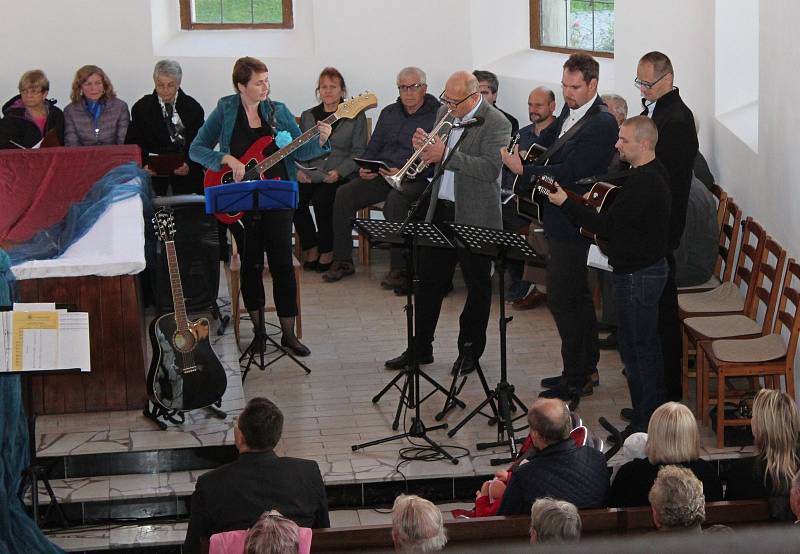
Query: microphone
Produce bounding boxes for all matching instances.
[452,116,484,129]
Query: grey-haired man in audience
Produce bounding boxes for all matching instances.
[391,494,447,552]
[530,497,582,544]
[648,465,705,532]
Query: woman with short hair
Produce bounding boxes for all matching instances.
[609,402,722,507]
[0,69,64,148]
[294,67,367,271]
[725,389,800,521]
[63,65,130,146]
[126,59,205,195]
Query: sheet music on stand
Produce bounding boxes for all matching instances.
[447,223,543,265]
[352,218,454,249]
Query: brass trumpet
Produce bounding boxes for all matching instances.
[383,109,455,191]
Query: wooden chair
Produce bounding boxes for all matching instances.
[683,236,786,410]
[697,259,800,447]
[710,183,728,234]
[678,195,741,294]
[228,233,302,352]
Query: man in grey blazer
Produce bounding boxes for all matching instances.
[385,71,510,375]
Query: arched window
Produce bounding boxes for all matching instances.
[530,0,614,57]
[179,0,293,30]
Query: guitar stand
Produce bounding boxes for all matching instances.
[239,311,311,383]
[144,399,227,431]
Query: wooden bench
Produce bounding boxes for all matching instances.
[310,500,770,551]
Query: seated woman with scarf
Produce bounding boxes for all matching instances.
[64,65,129,146]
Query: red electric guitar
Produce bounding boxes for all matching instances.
[204,92,378,224]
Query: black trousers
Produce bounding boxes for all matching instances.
[546,237,599,387]
[414,201,493,359]
[658,251,682,400]
[228,209,297,317]
[294,180,342,253]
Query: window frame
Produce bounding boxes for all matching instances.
[179,0,294,30]
[529,0,614,59]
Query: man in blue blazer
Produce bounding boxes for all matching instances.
[503,53,618,400]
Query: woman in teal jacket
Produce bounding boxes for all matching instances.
[190,56,331,356]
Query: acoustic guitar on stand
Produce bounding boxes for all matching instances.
[204,92,378,224]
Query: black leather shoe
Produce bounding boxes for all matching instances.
[607,424,638,444]
[280,337,311,357]
[620,407,635,421]
[538,382,593,400]
[385,349,433,370]
[598,331,618,350]
[451,353,479,376]
[541,371,599,389]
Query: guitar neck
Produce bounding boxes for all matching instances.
[254,113,338,175]
[164,241,189,331]
[535,177,584,204]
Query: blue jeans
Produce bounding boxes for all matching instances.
[613,258,668,430]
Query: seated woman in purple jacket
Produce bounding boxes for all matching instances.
[63,65,130,146]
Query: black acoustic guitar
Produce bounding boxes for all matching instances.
[147,208,227,413]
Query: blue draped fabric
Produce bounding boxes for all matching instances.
[4,162,151,266]
[0,161,150,553]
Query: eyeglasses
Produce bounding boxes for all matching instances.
[634,72,671,90]
[20,87,44,95]
[438,90,478,108]
[398,83,424,93]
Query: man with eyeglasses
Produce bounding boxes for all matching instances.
[635,51,698,404]
[501,53,618,401]
[323,66,440,286]
[384,70,510,376]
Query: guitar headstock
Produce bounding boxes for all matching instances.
[153,207,176,242]
[535,175,558,194]
[335,92,378,120]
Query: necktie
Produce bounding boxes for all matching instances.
[641,97,651,116]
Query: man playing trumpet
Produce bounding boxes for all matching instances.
[322,67,440,286]
[384,71,510,375]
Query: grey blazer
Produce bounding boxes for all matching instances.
[425,100,510,230]
[63,97,130,146]
[298,107,367,181]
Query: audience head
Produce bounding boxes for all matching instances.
[637,51,675,102]
[616,115,658,167]
[601,93,628,127]
[316,67,347,108]
[17,70,50,111]
[529,497,581,544]
[527,398,572,449]
[644,402,699,465]
[528,86,556,125]
[391,494,447,552]
[561,53,599,110]
[790,472,800,522]
[70,65,115,103]
[751,388,800,494]
[152,59,183,104]
[245,510,300,554]
[648,465,705,530]
[234,397,284,453]
[473,70,499,104]
[622,432,649,462]
[232,56,270,103]
[442,70,480,119]
[396,66,428,113]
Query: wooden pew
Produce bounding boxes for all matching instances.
[310,500,770,552]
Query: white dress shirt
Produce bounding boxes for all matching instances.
[437,96,483,202]
[559,93,598,138]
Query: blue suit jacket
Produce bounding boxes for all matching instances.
[521,96,618,241]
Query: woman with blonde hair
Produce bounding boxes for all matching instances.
[725,389,800,521]
[609,402,722,506]
[0,69,64,148]
[63,65,129,146]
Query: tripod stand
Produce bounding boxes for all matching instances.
[239,307,310,382]
[350,218,462,463]
[442,223,545,464]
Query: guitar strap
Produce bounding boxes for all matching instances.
[532,104,608,166]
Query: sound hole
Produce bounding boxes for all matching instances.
[172,330,196,353]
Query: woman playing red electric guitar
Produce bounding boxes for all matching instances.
[190,57,331,356]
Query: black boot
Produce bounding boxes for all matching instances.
[279,316,310,357]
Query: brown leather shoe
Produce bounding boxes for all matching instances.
[380,269,406,290]
[322,261,355,282]
[513,289,547,310]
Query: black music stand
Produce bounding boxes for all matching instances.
[206,181,311,381]
[441,223,545,464]
[1,368,78,528]
[350,218,463,464]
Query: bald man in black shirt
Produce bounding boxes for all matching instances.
[548,116,670,437]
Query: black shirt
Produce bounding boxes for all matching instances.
[560,158,671,273]
[609,458,723,507]
[230,101,288,180]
